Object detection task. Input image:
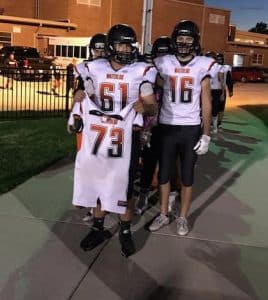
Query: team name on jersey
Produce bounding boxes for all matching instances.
[106,73,124,80]
[175,68,190,73]
[101,116,118,125]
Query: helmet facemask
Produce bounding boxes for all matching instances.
[171,21,200,58]
[216,53,224,65]
[107,24,138,65]
[152,36,173,58]
[175,35,195,57]
[89,33,106,60]
[109,42,137,65]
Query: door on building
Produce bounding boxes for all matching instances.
[36,35,50,56]
[233,54,245,67]
[0,32,11,49]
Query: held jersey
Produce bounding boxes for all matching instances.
[210,62,224,90]
[71,98,143,214]
[154,54,217,125]
[75,58,156,114]
[74,61,90,80]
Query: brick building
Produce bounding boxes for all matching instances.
[0,0,267,67]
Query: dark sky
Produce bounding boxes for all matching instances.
[205,0,268,30]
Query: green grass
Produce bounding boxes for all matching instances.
[239,105,268,129]
[0,118,76,194]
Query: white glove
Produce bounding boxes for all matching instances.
[193,134,211,155]
[67,113,75,134]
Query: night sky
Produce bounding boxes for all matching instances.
[205,0,268,30]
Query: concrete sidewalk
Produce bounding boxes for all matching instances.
[0,85,268,300]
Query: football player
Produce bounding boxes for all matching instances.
[149,20,217,236]
[74,33,107,93]
[215,52,233,129]
[136,36,180,215]
[68,33,107,223]
[69,24,157,257]
[205,51,225,134]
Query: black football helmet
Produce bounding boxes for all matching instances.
[106,24,137,65]
[216,52,224,65]
[152,36,173,58]
[205,51,217,59]
[171,20,200,57]
[89,33,106,59]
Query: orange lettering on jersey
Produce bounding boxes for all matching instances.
[106,73,124,80]
[101,116,118,125]
[174,68,190,73]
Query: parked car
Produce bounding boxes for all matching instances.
[0,46,54,81]
[231,66,265,83]
[262,68,268,82]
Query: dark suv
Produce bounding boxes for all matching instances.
[232,66,265,83]
[0,46,54,81]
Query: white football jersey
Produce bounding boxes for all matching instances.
[210,62,224,90]
[76,58,156,114]
[154,54,217,125]
[71,98,143,214]
[74,61,90,79]
[221,64,232,88]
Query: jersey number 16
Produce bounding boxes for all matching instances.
[170,76,194,103]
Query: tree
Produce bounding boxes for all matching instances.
[249,22,268,34]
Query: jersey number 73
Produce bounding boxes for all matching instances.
[90,124,124,158]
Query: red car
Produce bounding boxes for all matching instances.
[232,67,265,83]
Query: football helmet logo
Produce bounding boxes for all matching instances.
[171,20,200,57]
[107,24,137,65]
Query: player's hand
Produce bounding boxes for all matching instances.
[73,90,86,103]
[67,115,83,134]
[133,100,145,114]
[228,91,233,98]
[193,134,211,155]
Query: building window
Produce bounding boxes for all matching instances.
[56,45,61,56]
[89,0,101,6]
[209,14,225,25]
[77,0,101,6]
[81,46,87,58]
[251,53,263,65]
[0,32,11,48]
[67,46,74,57]
[74,46,80,58]
[77,0,89,4]
[62,45,67,57]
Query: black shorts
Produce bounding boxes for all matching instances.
[218,91,226,112]
[158,124,201,187]
[211,89,222,117]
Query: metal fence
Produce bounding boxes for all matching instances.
[0,67,75,120]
